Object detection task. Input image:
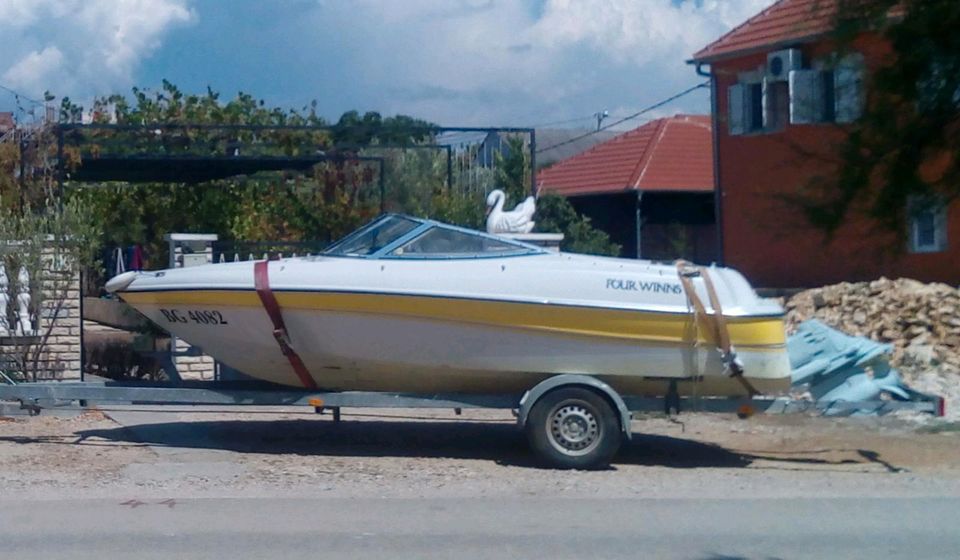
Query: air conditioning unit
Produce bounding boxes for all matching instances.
[767,48,803,81]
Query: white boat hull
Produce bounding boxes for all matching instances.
[126,293,791,396]
[110,215,792,397]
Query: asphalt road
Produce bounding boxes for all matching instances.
[2,496,957,560]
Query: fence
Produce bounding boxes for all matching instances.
[212,240,331,263]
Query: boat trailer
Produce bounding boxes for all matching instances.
[0,374,944,469]
[0,375,943,420]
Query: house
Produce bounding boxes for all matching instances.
[537,115,715,263]
[0,112,14,136]
[689,0,959,288]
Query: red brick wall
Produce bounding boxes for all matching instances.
[712,36,960,288]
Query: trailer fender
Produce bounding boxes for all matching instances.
[518,375,632,440]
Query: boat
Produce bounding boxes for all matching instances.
[106,214,791,397]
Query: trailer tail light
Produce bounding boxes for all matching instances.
[737,403,755,419]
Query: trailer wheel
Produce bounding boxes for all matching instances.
[526,387,621,469]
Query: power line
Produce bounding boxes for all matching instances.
[530,114,597,128]
[0,83,45,106]
[534,81,710,154]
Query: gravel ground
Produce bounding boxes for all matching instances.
[1,406,959,501]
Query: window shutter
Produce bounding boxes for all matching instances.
[834,53,864,123]
[907,196,949,253]
[761,76,772,129]
[936,202,949,251]
[789,69,823,124]
[727,84,746,135]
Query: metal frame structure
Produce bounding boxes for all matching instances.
[0,376,944,419]
[54,123,537,196]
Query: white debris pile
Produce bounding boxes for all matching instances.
[783,277,960,384]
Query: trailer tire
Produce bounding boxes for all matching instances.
[526,387,621,469]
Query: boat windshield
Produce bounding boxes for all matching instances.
[323,215,421,256]
[389,227,520,258]
[321,214,545,259]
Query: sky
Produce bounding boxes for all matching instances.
[0,0,776,128]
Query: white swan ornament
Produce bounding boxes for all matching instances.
[485,189,536,234]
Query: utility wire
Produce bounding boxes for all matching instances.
[534,81,710,154]
[0,83,45,106]
[530,114,598,128]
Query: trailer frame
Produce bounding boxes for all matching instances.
[0,373,945,468]
[0,375,944,420]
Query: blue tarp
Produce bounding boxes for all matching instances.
[787,320,912,413]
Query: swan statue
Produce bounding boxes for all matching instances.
[485,189,536,234]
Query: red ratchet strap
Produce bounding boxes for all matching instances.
[254,260,317,389]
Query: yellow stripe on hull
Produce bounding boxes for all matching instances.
[122,289,786,349]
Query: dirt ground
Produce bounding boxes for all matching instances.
[1,406,959,500]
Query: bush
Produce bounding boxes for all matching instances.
[534,194,620,256]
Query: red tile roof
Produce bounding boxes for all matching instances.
[536,115,714,197]
[691,0,840,63]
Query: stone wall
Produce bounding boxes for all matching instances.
[0,258,81,381]
[173,337,216,381]
[166,233,218,381]
[33,271,82,380]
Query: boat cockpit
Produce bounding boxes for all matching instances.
[321,214,547,260]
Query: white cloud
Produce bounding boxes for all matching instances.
[0,0,777,126]
[0,0,194,98]
[531,0,775,66]
[2,47,64,95]
[0,0,47,29]
[307,0,776,125]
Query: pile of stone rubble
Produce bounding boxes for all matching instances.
[783,278,960,418]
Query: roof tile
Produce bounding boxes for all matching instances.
[691,0,839,62]
[537,115,713,196]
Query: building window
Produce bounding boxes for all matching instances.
[765,80,789,130]
[730,50,865,133]
[918,58,960,115]
[729,78,788,134]
[832,53,864,123]
[788,53,864,125]
[908,196,948,253]
[821,70,836,122]
[748,83,763,131]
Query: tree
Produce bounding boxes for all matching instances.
[803,0,960,236]
[372,146,486,229]
[0,108,101,380]
[535,194,621,256]
[0,199,101,381]
[494,136,530,204]
[332,111,435,147]
[59,82,440,272]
